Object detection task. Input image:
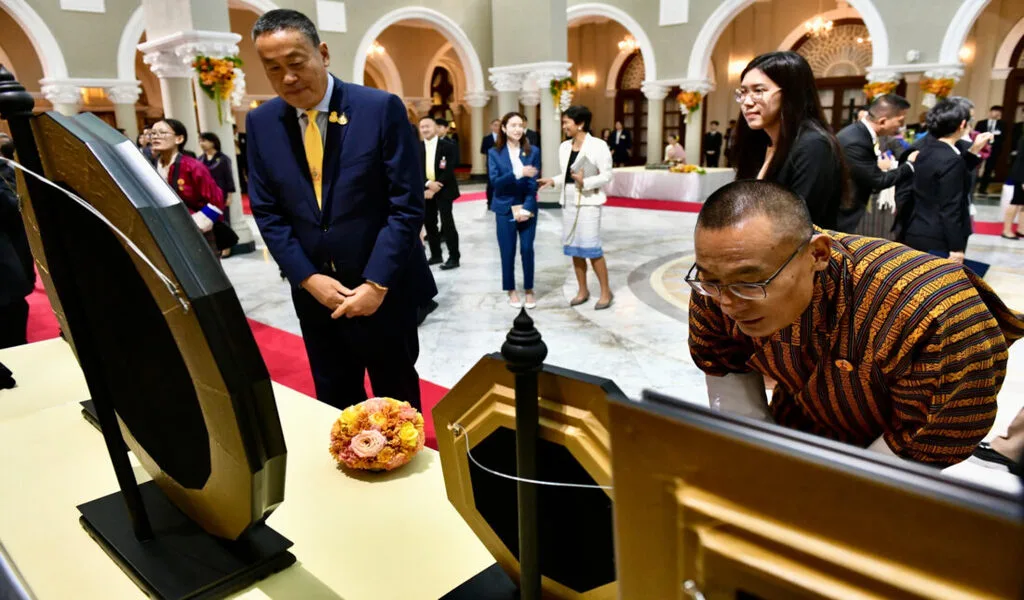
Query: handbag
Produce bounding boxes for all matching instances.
[212,220,238,250]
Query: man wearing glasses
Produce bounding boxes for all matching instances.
[688,180,1024,467]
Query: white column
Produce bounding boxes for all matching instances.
[106,83,142,141]
[531,63,572,203]
[464,91,490,177]
[40,81,81,116]
[643,83,669,166]
[519,89,541,130]
[679,81,712,164]
[489,71,523,119]
[141,47,200,155]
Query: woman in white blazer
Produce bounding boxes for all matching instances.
[539,105,615,309]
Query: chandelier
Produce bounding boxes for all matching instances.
[617,36,639,53]
[804,16,833,37]
[366,41,385,57]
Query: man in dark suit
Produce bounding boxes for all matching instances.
[419,115,461,270]
[974,105,1005,194]
[434,117,460,169]
[611,120,631,166]
[525,127,539,148]
[0,134,35,349]
[724,119,737,167]
[836,94,916,233]
[481,118,500,209]
[703,120,723,167]
[247,9,436,410]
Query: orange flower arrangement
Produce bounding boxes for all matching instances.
[329,398,426,471]
[669,163,706,175]
[863,81,897,101]
[676,90,703,123]
[919,77,955,98]
[192,54,243,124]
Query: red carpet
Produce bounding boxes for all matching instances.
[25,283,448,449]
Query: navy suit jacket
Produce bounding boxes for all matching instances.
[246,76,436,308]
[488,144,540,216]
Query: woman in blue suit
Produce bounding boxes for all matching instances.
[489,112,541,308]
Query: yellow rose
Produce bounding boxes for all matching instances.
[340,407,360,428]
[399,422,419,448]
[369,412,388,428]
[377,447,395,464]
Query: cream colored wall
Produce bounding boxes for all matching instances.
[0,6,45,92]
[568,21,628,134]
[230,8,273,97]
[25,0,139,79]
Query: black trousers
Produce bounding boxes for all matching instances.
[0,297,28,350]
[836,203,866,234]
[292,286,422,411]
[425,196,460,261]
[977,155,999,193]
[705,152,720,167]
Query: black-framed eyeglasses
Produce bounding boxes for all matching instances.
[685,235,812,301]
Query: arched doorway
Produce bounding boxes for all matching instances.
[613,51,648,165]
[792,20,905,131]
[998,34,1024,181]
[0,0,68,123]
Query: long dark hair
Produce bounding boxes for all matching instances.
[199,131,222,153]
[732,52,848,199]
[495,111,533,156]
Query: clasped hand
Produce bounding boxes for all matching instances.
[302,274,386,319]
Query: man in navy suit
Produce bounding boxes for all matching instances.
[480,119,500,209]
[247,9,436,410]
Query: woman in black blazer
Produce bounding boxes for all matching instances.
[1002,136,1024,238]
[902,98,988,261]
[731,52,848,229]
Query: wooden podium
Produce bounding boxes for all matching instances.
[610,391,1024,599]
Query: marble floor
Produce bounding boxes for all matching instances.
[223,188,1024,480]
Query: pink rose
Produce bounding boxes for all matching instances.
[349,430,387,458]
[398,407,418,421]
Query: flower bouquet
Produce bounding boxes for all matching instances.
[676,90,703,123]
[669,163,706,175]
[329,397,425,471]
[863,81,897,101]
[192,54,244,124]
[550,77,576,114]
[919,77,955,109]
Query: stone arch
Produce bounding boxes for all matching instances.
[0,0,68,79]
[938,0,990,65]
[994,16,1024,74]
[366,49,404,96]
[352,7,485,94]
[423,42,465,103]
[117,0,278,81]
[778,5,862,51]
[688,0,888,81]
[567,2,656,82]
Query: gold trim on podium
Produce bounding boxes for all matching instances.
[433,355,617,599]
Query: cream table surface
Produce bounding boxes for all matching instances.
[0,339,494,600]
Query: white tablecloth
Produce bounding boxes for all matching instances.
[605,166,735,203]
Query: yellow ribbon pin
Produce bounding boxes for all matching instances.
[329,111,348,125]
[328,111,338,123]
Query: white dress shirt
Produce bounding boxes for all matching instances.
[508,143,524,178]
[295,75,335,147]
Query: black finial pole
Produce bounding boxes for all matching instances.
[0,65,155,541]
[500,308,548,600]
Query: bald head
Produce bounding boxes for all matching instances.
[697,179,813,246]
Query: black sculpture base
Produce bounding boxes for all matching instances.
[78,481,295,600]
[441,563,519,599]
[226,240,256,257]
[537,201,560,210]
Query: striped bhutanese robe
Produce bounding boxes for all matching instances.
[689,232,1024,466]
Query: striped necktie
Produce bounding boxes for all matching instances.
[304,109,323,208]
